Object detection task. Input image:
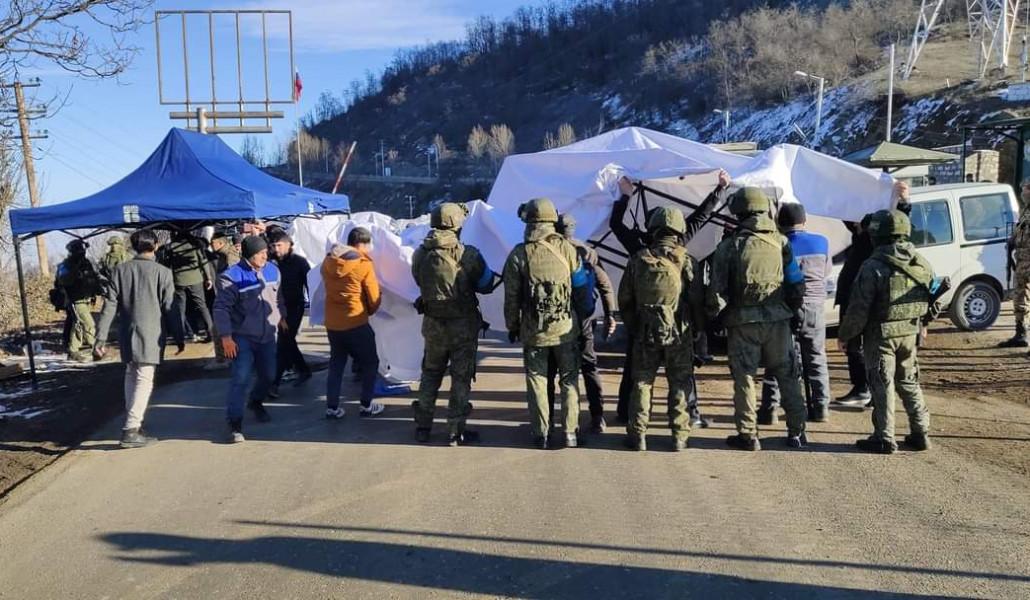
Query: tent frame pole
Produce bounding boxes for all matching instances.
[14,234,39,389]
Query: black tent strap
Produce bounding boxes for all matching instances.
[588,239,630,260]
[636,183,741,230]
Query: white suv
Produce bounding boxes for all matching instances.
[827,182,1020,331]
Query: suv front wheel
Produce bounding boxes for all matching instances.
[949,280,1001,331]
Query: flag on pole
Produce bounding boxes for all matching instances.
[293,72,303,103]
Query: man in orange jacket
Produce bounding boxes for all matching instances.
[322,227,384,418]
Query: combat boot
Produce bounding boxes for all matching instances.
[672,438,688,452]
[855,437,897,454]
[725,434,760,451]
[903,433,932,451]
[119,428,156,449]
[415,428,431,443]
[623,435,646,451]
[757,408,778,426]
[808,405,829,423]
[998,323,1029,348]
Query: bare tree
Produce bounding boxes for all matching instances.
[314,91,343,123]
[543,130,559,150]
[487,124,515,165]
[0,135,22,252]
[556,123,576,147]
[0,1,154,80]
[432,134,453,160]
[239,136,265,167]
[467,125,489,159]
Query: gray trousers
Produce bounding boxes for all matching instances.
[124,362,156,430]
[761,302,830,411]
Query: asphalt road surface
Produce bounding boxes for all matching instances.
[1,333,1028,599]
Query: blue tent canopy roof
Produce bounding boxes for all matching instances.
[9,128,349,236]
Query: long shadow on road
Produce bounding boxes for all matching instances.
[99,530,955,599]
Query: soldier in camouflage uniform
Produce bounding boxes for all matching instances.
[618,207,705,452]
[503,198,591,449]
[99,236,133,284]
[56,239,102,362]
[998,180,1030,349]
[706,188,808,451]
[838,209,935,454]
[411,203,497,446]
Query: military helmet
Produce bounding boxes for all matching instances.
[646,206,687,235]
[518,198,559,223]
[867,209,911,241]
[728,187,771,216]
[431,202,467,230]
[66,239,88,254]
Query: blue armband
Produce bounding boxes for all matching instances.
[476,267,495,292]
[571,261,589,288]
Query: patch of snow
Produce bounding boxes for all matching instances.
[0,406,51,419]
[601,95,631,121]
[894,97,946,141]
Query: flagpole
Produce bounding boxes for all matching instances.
[294,71,304,187]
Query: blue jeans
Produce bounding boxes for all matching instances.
[226,336,277,422]
[326,324,379,409]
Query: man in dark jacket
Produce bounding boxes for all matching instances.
[94,230,183,448]
[56,239,102,361]
[268,230,312,395]
[610,171,729,426]
[213,235,286,443]
[161,229,215,344]
[834,215,873,406]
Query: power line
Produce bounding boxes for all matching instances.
[46,152,108,188]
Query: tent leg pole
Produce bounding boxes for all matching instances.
[14,236,39,389]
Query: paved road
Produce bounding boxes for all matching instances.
[1,335,1028,599]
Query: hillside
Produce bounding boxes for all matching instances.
[281,0,1030,217]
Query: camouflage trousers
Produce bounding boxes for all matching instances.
[1013,264,1030,328]
[727,320,807,437]
[524,342,580,438]
[863,332,930,443]
[413,316,481,436]
[628,339,694,442]
[68,300,96,358]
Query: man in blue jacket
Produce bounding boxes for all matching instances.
[213,235,286,443]
[759,203,832,424]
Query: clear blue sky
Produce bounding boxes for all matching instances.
[22,0,548,210]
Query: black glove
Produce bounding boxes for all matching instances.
[508,330,520,344]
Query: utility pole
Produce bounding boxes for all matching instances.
[794,71,826,148]
[713,109,731,143]
[405,194,415,219]
[887,44,895,142]
[3,79,49,277]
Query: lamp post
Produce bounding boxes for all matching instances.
[794,70,826,148]
[713,109,730,143]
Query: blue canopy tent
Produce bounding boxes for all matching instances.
[8,128,350,385]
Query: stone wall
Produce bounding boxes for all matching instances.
[929,148,1000,184]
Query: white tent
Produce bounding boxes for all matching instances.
[293,126,896,383]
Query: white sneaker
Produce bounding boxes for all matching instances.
[360,401,385,417]
[325,407,346,420]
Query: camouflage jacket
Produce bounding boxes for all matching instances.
[706,214,804,327]
[838,241,935,342]
[503,223,588,347]
[1013,206,1030,264]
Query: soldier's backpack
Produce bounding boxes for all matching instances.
[418,244,476,319]
[524,236,574,332]
[634,245,689,346]
[732,231,784,307]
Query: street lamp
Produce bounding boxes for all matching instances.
[794,70,826,147]
[713,109,731,143]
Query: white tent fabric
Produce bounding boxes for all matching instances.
[292,126,896,383]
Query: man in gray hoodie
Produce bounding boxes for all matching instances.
[94,230,183,448]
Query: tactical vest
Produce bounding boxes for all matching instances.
[417,243,479,319]
[872,258,931,326]
[731,231,784,308]
[57,257,101,301]
[524,236,574,334]
[634,245,689,347]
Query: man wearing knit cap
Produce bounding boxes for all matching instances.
[213,234,286,443]
[758,202,832,424]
